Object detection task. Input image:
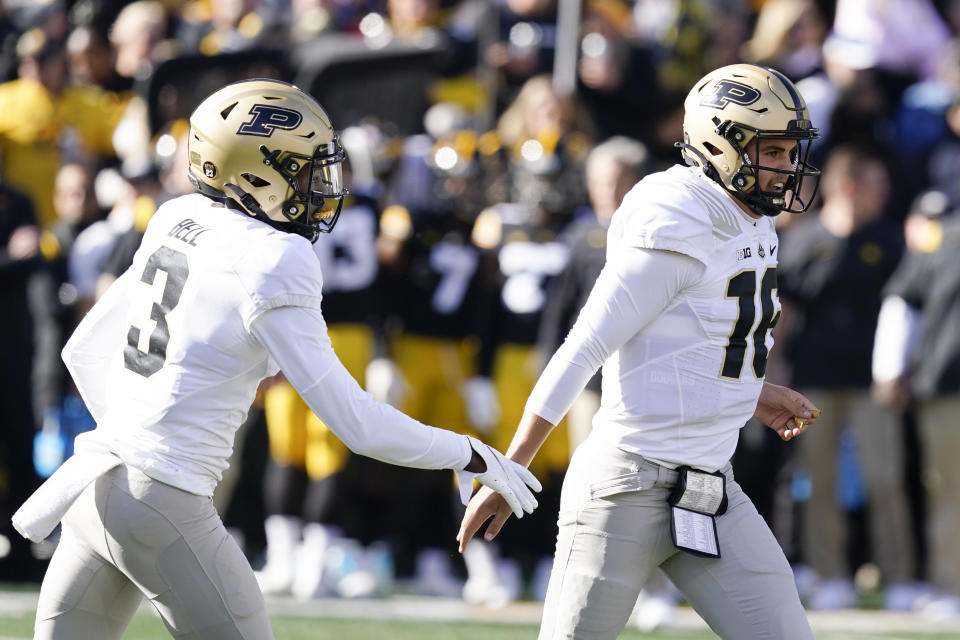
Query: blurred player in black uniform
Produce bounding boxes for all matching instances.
[466,198,570,604]
[374,179,490,594]
[257,191,383,599]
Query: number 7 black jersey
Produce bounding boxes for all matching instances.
[599,165,780,470]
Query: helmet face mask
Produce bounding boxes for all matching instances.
[678,64,821,217]
[264,138,347,236]
[188,79,348,241]
[721,121,820,216]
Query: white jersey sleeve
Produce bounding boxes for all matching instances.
[610,170,718,265]
[526,247,705,424]
[233,232,324,330]
[251,305,473,470]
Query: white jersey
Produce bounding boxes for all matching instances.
[65,194,470,496]
[528,165,780,471]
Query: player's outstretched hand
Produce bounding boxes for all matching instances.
[457,485,513,553]
[755,382,820,441]
[456,437,541,520]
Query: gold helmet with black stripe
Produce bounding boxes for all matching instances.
[187,79,347,241]
[677,64,821,216]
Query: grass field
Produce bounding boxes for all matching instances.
[2,588,960,639]
[0,612,718,640]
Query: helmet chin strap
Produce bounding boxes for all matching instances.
[675,141,787,217]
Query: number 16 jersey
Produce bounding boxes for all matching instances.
[534,165,782,472]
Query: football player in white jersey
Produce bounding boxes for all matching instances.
[459,64,824,639]
[12,79,540,640]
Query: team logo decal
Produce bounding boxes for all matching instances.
[700,80,761,110]
[237,104,303,137]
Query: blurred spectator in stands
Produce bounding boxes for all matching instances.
[483,0,558,103]
[289,0,362,42]
[30,162,105,462]
[0,29,122,227]
[178,0,287,55]
[926,96,960,210]
[496,74,593,225]
[830,0,950,88]
[0,3,18,82]
[575,0,657,141]
[109,0,170,88]
[632,0,729,94]
[778,144,916,611]
[886,22,960,204]
[68,156,159,315]
[0,168,43,582]
[65,25,115,89]
[742,0,827,82]
[873,196,960,620]
[106,1,176,172]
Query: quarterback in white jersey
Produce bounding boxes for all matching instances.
[13,80,539,640]
[460,64,823,639]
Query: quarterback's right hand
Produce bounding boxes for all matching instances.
[457,485,512,553]
[456,436,541,520]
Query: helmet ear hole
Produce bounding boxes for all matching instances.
[241,173,270,188]
[703,142,724,157]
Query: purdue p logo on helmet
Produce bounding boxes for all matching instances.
[678,64,821,217]
[699,80,761,110]
[188,79,347,241]
[237,105,304,137]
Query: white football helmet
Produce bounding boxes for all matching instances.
[188,79,347,241]
[678,63,821,216]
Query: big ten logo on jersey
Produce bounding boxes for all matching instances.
[237,105,303,137]
[312,202,378,293]
[700,80,761,110]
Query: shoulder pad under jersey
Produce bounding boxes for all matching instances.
[234,231,324,327]
[609,166,731,265]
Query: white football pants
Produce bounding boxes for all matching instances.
[34,464,273,639]
[539,434,813,639]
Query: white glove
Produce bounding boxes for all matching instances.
[457,436,541,518]
[463,376,500,434]
[365,358,408,407]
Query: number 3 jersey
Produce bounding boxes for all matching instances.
[64,194,470,497]
[528,165,781,472]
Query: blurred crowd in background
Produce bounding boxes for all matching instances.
[3,0,960,630]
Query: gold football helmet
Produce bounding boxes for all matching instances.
[188,79,347,241]
[678,64,821,216]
